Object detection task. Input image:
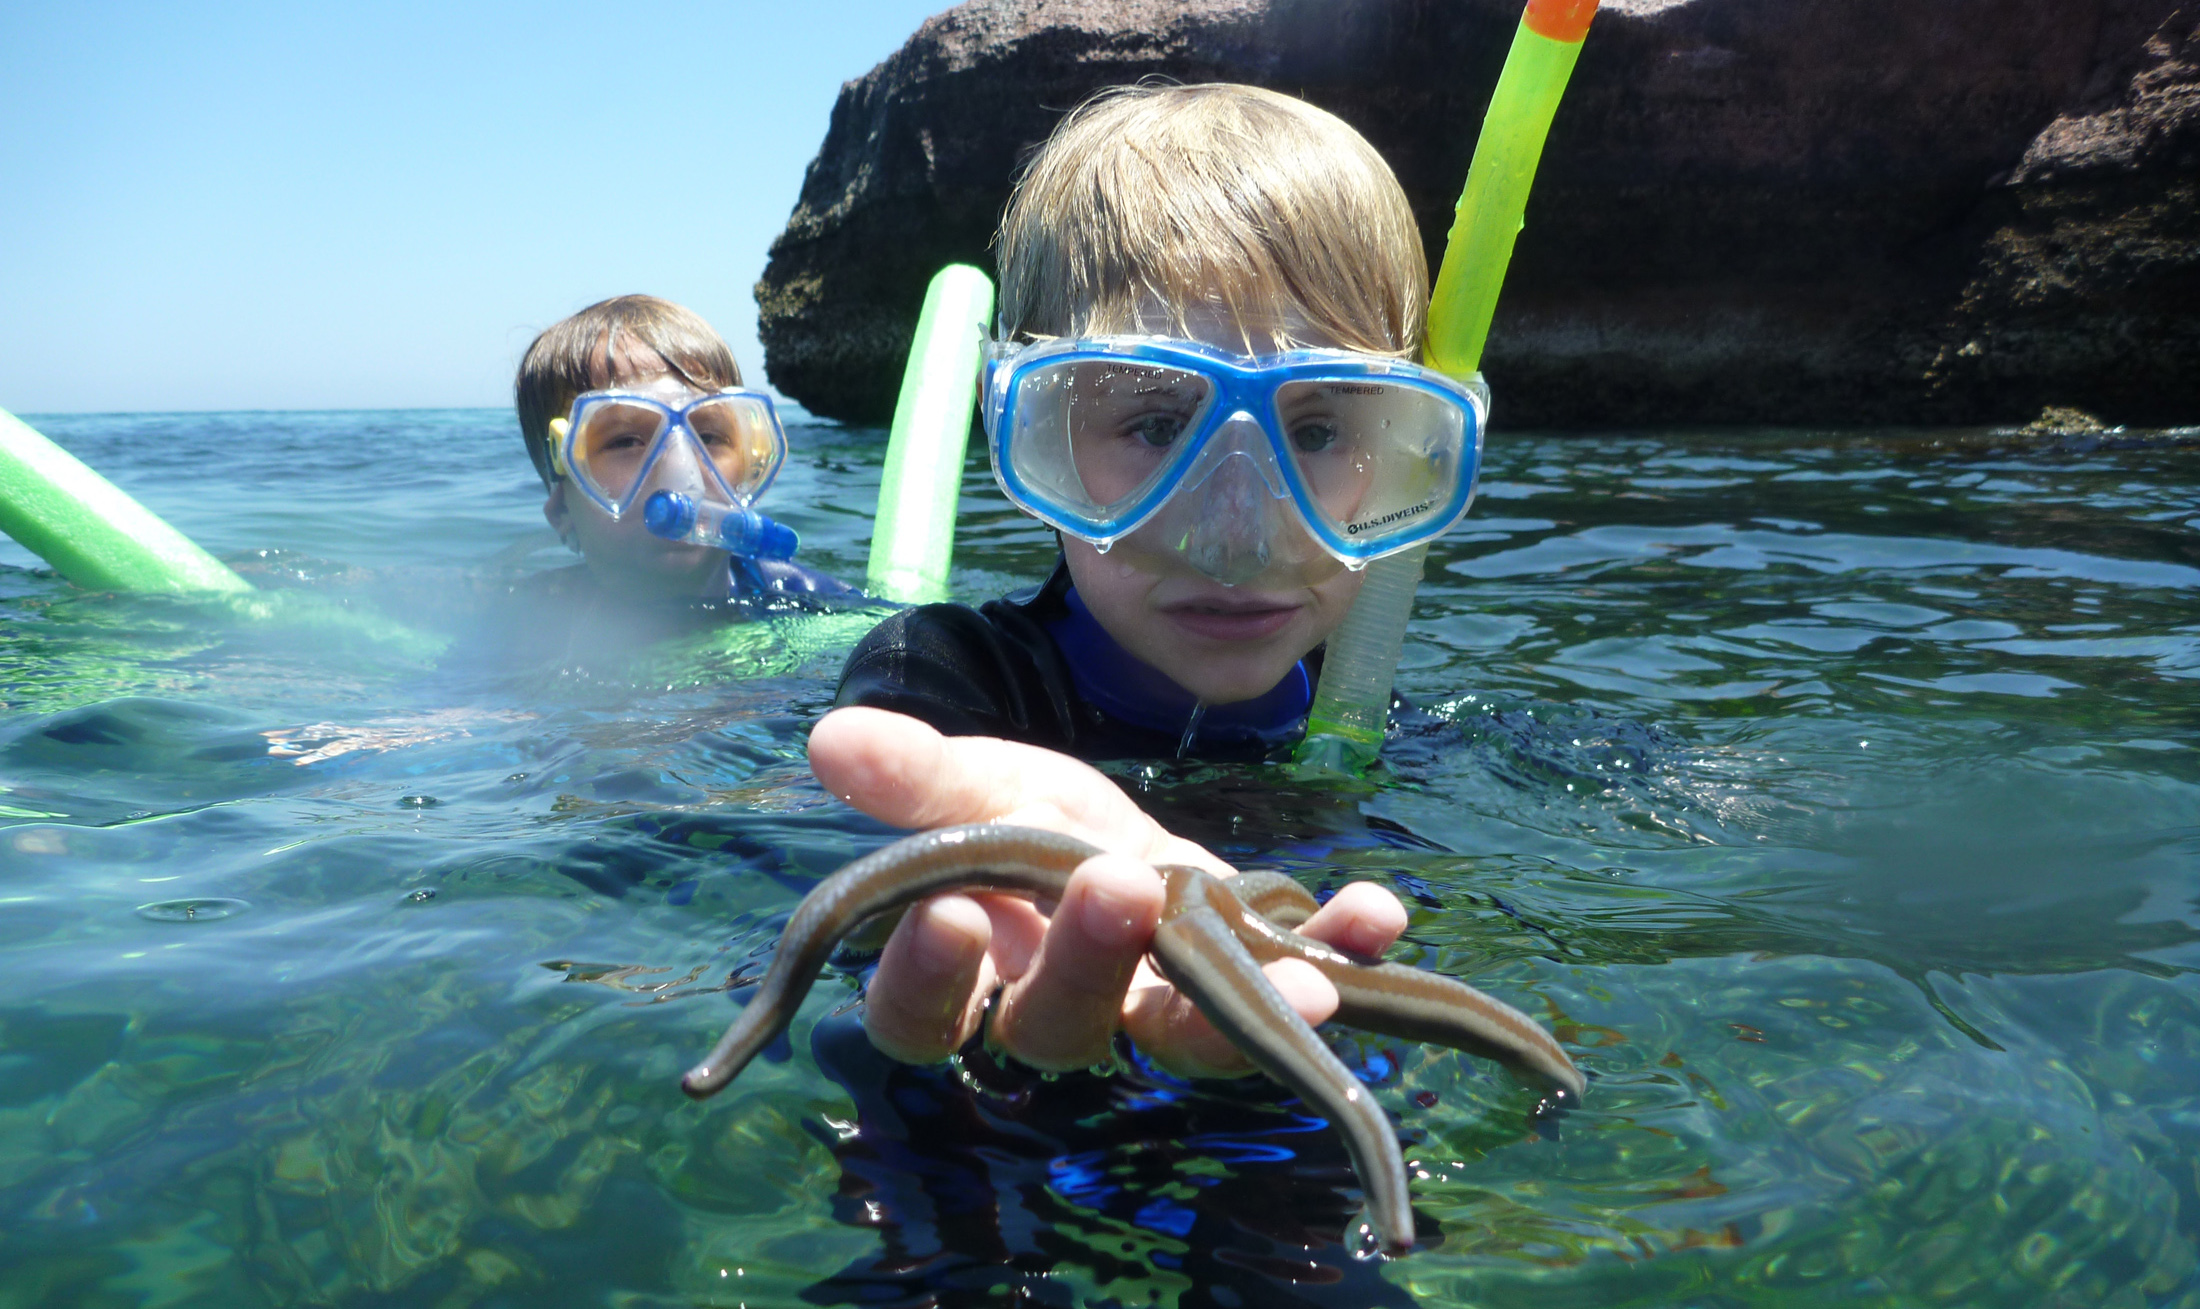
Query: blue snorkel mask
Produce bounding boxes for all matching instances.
[549,387,797,560]
[981,336,1486,586]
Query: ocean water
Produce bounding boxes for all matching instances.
[1,409,2197,1308]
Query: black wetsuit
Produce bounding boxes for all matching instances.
[835,561,1318,761]
[822,563,1435,1307]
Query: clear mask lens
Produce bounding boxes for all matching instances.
[681,395,783,503]
[1269,380,1467,549]
[569,399,669,506]
[1006,359,1217,525]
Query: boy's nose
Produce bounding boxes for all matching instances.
[1182,447,1280,586]
[626,425,712,501]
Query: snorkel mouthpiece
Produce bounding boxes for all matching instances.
[642,490,799,561]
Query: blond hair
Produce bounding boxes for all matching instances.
[995,83,1426,355]
[514,295,742,488]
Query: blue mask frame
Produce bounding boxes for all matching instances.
[981,336,1485,566]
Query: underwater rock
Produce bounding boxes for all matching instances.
[758,0,2200,428]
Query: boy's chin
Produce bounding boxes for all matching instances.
[589,543,728,593]
[1157,649,1306,705]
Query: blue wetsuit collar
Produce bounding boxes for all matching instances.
[729,554,862,607]
[1044,584,1312,751]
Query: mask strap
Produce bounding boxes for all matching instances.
[547,416,572,479]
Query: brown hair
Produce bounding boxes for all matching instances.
[995,83,1426,355]
[514,295,742,488]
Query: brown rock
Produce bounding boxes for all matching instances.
[758,0,2200,428]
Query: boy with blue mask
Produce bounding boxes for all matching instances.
[515,294,855,609]
[836,84,1482,758]
[815,87,1426,1085]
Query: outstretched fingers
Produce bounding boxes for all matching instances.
[862,894,1000,1064]
[807,707,1417,1076]
[991,854,1165,1070]
[1298,880,1412,958]
[1121,876,1413,1078]
[807,707,1228,873]
[1125,957,1339,1079]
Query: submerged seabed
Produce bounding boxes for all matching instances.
[1,411,2196,1309]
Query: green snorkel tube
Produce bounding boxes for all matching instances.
[1297,0,1601,772]
[867,265,996,604]
[0,406,250,593]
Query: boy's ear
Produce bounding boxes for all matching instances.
[543,480,577,550]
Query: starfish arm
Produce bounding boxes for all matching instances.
[1324,962,1583,1101]
[1219,885,1586,1101]
[679,822,1589,1256]
[1222,869,1321,927]
[1155,868,1417,1255]
[681,824,1099,1098]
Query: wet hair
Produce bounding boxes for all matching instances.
[514,295,742,489]
[995,83,1427,356]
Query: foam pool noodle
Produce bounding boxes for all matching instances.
[0,407,458,668]
[1297,0,1601,772]
[867,264,995,604]
[0,405,251,593]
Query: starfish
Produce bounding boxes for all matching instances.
[681,823,1585,1255]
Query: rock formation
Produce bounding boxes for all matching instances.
[757,0,2198,428]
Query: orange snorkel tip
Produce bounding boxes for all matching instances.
[1524,0,1599,44]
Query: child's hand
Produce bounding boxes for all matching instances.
[806,706,1410,1078]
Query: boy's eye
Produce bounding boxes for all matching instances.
[1290,420,1342,453]
[698,427,764,461]
[1121,413,1187,448]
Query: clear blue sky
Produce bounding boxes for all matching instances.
[0,1,949,413]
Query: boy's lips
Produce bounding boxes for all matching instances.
[1158,593,1303,642]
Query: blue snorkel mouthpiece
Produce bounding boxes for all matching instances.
[642,490,799,561]
[731,512,800,561]
[642,489,698,540]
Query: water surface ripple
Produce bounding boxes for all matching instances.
[2,413,2196,1307]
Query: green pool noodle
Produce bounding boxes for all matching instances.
[1299,0,1600,770]
[0,405,250,593]
[867,264,996,604]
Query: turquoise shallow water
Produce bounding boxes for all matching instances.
[1,410,2197,1308]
